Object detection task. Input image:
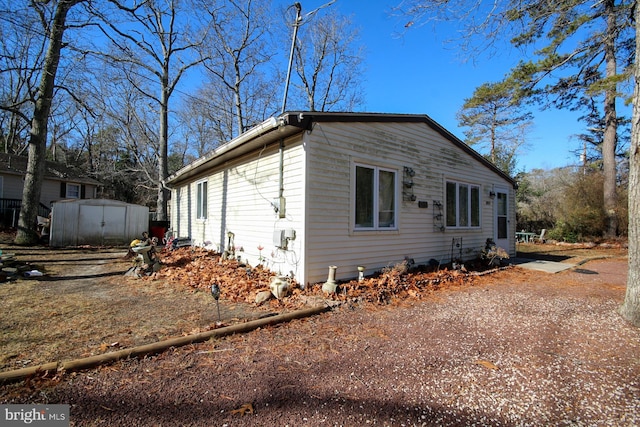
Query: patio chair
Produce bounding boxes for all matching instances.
[532,229,546,243]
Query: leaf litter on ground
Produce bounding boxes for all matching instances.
[150,247,488,309]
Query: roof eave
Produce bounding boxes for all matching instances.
[285,111,517,187]
[165,116,305,187]
[165,111,516,189]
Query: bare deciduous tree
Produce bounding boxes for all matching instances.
[198,0,278,141]
[291,9,364,112]
[0,1,45,155]
[176,92,220,158]
[0,0,86,244]
[89,0,208,221]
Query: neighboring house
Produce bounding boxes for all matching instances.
[0,153,101,227]
[166,112,517,286]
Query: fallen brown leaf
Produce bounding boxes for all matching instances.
[231,403,254,416]
[475,360,499,370]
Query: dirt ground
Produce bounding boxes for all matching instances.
[1,237,638,426]
[0,239,274,372]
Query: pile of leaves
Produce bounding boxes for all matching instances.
[151,247,280,303]
[150,247,482,308]
[328,261,478,304]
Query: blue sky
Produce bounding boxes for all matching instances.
[277,0,601,172]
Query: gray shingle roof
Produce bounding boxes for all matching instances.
[0,153,102,186]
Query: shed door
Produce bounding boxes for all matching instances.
[78,205,103,245]
[494,187,509,249]
[78,205,126,245]
[102,206,126,244]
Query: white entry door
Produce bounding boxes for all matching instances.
[494,187,509,249]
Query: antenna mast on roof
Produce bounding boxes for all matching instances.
[281,1,337,114]
[281,3,302,115]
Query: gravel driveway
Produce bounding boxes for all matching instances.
[2,259,639,426]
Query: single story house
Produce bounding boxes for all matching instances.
[0,153,102,227]
[166,112,517,286]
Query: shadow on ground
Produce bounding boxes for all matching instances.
[515,250,573,262]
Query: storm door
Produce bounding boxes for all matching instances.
[494,187,509,249]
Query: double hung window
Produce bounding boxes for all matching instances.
[446,181,480,228]
[355,164,397,230]
[66,183,80,199]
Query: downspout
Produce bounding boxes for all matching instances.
[278,138,286,218]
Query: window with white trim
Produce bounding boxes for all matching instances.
[196,180,207,219]
[446,181,480,228]
[66,183,80,199]
[354,164,397,230]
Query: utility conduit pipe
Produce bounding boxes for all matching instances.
[0,305,330,385]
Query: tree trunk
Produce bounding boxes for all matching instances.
[602,0,618,238]
[157,71,170,222]
[490,107,497,164]
[619,0,640,327]
[234,62,244,135]
[15,0,80,245]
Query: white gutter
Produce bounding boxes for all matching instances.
[165,116,282,186]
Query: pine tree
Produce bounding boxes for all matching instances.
[457,79,532,176]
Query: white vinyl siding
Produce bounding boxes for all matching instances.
[0,174,97,207]
[304,121,514,284]
[170,140,306,279]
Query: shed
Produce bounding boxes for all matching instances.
[166,111,517,286]
[49,199,149,247]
